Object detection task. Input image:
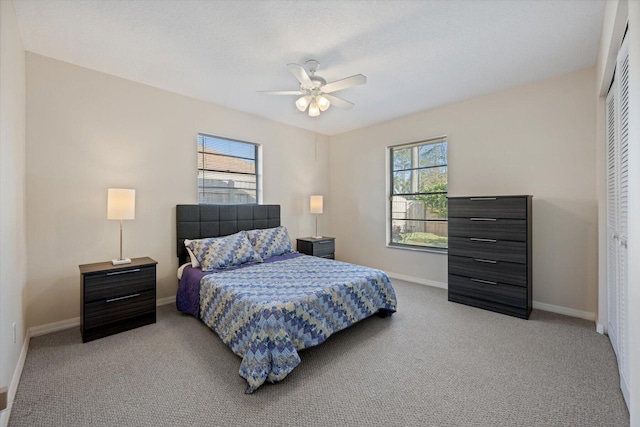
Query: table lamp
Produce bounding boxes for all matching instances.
[107,188,135,265]
[310,195,323,239]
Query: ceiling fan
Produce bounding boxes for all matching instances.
[259,59,367,117]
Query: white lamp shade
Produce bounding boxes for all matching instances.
[295,96,310,112]
[308,101,320,117]
[107,188,136,220]
[310,195,323,214]
[317,95,330,111]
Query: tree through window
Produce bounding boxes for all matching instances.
[389,137,448,249]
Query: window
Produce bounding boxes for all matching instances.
[197,134,259,204]
[389,137,448,250]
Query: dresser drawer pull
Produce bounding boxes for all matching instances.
[106,293,141,303]
[470,278,497,285]
[106,268,141,276]
[470,218,497,221]
[473,258,497,264]
[317,241,331,244]
[469,238,497,243]
[470,197,497,201]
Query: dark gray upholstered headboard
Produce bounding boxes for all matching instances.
[176,204,281,265]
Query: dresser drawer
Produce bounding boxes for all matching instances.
[84,290,156,329]
[448,274,527,310]
[448,197,527,219]
[84,265,156,303]
[448,218,526,241]
[448,255,527,287]
[448,237,526,264]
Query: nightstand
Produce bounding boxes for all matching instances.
[79,257,157,343]
[296,237,335,259]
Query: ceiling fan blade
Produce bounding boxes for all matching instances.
[287,63,313,88]
[324,94,354,110]
[258,90,305,95]
[322,74,367,94]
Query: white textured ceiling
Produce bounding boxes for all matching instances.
[13,0,605,136]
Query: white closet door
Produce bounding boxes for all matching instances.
[606,36,630,408]
[606,84,618,356]
[616,37,630,402]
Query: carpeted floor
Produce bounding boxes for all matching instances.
[8,280,629,426]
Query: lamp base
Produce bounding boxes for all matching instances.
[112,258,132,265]
[313,235,323,239]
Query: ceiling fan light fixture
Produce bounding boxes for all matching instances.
[260,60,367,118]
[295,96,310,112]
[309,101,320,117]
[317,95,330,112]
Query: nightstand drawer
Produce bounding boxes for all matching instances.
[448,196,527,219]
[84,265,156,303]
[448,218,527,242]
[312,240,335,257]
[296,237,335,258]
[448,255,527,287]
[84,290,156,330]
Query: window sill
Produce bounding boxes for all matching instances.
[386,243,448,255]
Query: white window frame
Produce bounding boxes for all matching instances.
[386,136,448,253]
[197,133,260,205]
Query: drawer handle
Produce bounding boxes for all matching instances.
[470,278,497,285]
[106,268,141,276]
[318,241,331,244]
[469,238,497,243]
[473,258,497,264]
[106,293,141,303]
[470,218,496,221]
[470,197,497,201]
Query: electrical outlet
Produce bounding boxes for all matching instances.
[12,322,16,344]
[0,386,7,411]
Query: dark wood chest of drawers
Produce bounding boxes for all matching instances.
[79,257,157,342]
[296,237,335,259]
[448,196,532,319]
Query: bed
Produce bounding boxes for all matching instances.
[176,204,397,393]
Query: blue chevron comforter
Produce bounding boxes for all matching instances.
[197,254,397,393]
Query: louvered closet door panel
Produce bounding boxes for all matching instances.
[616,38,630,392]
[606,35,630,409]
[606,83,619,352]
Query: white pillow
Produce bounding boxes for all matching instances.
[183,239,200,268]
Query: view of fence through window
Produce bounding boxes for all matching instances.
[390,137,448,249]
[197,134,258,204]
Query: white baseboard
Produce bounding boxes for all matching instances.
[596,323,605,334]
[531,301,596,321]
[156,296,176,306]
[385,271,448,289]
[28,296,176,338]
[1,328,31,427]
[386,272,596,322]
[29,317,80,338]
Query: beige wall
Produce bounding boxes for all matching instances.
[25,53,330,328]
[0,0,27,420]
[329,68,597,316]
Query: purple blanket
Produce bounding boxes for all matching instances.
[176,252,304,317]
